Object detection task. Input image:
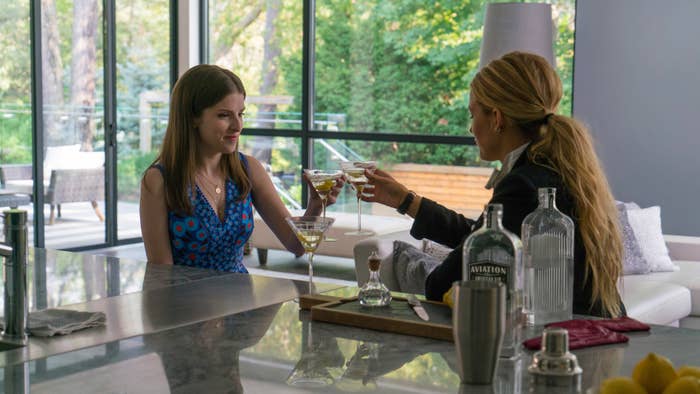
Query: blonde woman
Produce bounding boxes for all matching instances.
[363,52,624,317]
[140,65,343,271]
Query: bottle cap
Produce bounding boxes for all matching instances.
[527,327,582,377]
[367,251,381,272]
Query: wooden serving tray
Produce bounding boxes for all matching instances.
[300,294,453,341]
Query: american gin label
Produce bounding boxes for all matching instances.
[469,261,509,285]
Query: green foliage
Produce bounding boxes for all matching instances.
[118,150,158,201]
[1,1,575,195]
[278,0,575,168]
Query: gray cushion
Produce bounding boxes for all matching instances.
[392,240,441,294]
[617,202,649,275]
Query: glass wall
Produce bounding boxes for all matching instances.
[208,0,576,217]
[0,4,32,244]
[40,0,106,249]
[1,1,172,250]
[116,0,171,241]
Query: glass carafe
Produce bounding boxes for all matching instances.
[521,188,575,326]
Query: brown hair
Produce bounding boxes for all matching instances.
[471,52,623,317]
[150,64,251,215]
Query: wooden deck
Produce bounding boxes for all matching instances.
[3,200,142,250]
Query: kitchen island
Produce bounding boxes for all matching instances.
[2,248,700,392]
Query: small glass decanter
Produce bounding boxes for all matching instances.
[358,251,392,307]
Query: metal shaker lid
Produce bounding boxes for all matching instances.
[527,327,583,376]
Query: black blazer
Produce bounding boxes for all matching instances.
[414,151,625,317]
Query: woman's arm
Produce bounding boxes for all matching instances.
[140,167,174,265]
[246,155,305,257]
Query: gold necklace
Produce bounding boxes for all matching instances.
[198,172,222,194]
[197,178,224,214]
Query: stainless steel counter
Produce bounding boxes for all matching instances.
[0,248,340,367]
[2,249,700,393]
[12,286,700,393]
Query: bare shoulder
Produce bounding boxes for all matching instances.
[242,153,264,171]
[242,154,268,178]
[142,166,165,194]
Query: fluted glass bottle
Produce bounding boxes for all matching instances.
[462,203,523,358]
[359,251,392,307]
[521,188,575,326]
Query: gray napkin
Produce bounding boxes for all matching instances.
[2,309,106,337]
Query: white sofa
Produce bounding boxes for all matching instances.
[250,210,413,264]
[354,232,700,328]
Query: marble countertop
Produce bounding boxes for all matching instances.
[2,249,700,392]
[0,248,340,367]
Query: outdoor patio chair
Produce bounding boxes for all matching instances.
[45,167,105,225]
[0,147,105,224]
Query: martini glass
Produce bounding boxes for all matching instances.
[286,216,335,291]
[303,169,343,241]
[340,161,376,236]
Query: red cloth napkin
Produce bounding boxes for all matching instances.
[522,317,650,351]
[595,316,651,332]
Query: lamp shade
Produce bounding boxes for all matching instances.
[480,3,555,69]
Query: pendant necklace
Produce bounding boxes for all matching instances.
[198,172,222,195]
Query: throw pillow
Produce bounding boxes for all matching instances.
[392,240,441,294]
[421,239,453,261]
[625,205,677,273]
[43,144,82,180]
[616,202,650,275]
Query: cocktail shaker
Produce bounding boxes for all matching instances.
[528,327,582,393]
[452,280,506,385]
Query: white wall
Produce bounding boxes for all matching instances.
[573,0,700,236]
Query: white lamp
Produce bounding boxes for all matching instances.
[480,3,555,68]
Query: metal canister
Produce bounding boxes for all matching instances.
[3,209,28,342]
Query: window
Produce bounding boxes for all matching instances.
[0,1,172,250]
[208,0,575,215]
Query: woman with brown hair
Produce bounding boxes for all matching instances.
[140,64,343,272]
[363,51,624,317]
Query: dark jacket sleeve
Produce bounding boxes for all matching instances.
[410,197,477,249]
[424,172,540,301]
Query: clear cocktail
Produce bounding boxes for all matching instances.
[285,216,335,290]
[340,161,376,235]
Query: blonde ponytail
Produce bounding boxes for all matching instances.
[531,115,623,317]
[471,52,623,317]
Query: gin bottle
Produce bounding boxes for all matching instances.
[521,188,574,326]
[462,203,523,358]
[359,251,392,307]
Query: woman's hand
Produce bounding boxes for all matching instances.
[303,172,346,215]
[359,168,410,209]
[324,175,345,207]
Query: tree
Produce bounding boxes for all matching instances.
[70,0,99,151]
[41,0,65,145]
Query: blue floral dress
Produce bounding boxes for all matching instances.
[155,154,254,272]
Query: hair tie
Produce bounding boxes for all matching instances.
[544,113,555,123]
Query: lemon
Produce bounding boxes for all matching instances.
[442,287,455,308]
[632,353,678,394]
[600,376,648,394]
[662,376,700,394]
[678,366,700,379]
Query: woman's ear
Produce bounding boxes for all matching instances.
[492,107,504,131]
